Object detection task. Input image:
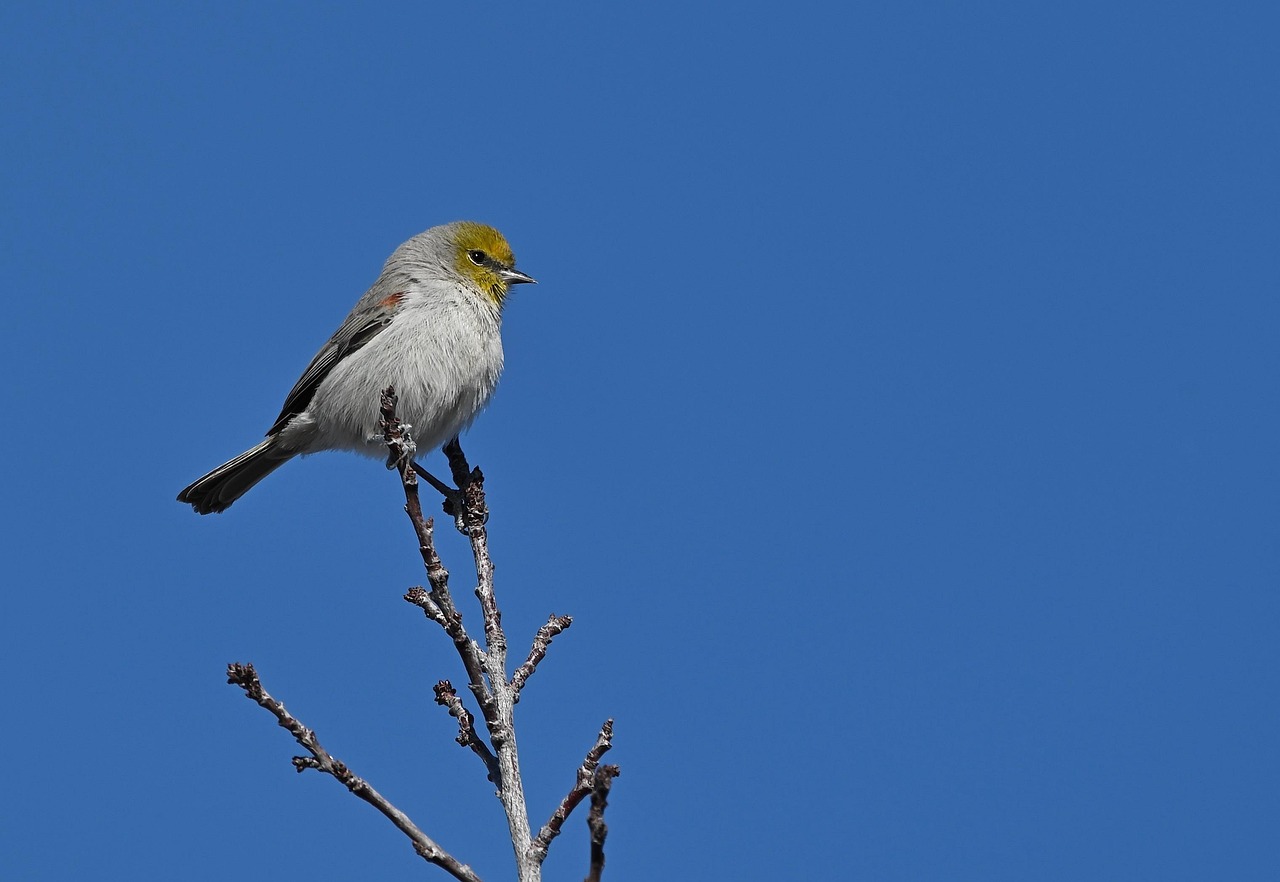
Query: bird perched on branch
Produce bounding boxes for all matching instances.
[178,221,535,514]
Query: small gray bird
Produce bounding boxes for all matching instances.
[178,221,534,514]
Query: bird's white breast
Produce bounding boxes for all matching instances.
[297,282,504,457]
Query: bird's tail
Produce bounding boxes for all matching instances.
[177,437,295,514]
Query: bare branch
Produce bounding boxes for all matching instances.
[531,720,615,862]
[384,391,494,719]
[457,461,536,877]
[227,388,620,882]
[226,663,483,882]
[512,615,574,698]
[584,765,620,882]
[388,395,536,879]
[403,580,493,721]
[433,680,501,783]
[403,585,446,626]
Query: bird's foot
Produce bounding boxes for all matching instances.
[412,461,489,528]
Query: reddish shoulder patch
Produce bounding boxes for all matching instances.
[379,291,406,309]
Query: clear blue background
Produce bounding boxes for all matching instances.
[3,2,1277,879]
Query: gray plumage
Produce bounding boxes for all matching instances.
[178,222,532,514]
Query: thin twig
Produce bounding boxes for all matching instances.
[461,463,536,877]
[228,387,618,882]
[531,720,615,862]
[390,394,536,880]
[226,663,483,882]
[384,390,494,719]
[584,765,620,882]
[511,615,573,698]
[434,680,501,784]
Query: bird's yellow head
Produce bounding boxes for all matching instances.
[451,222,536,307]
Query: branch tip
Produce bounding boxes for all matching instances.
[226,661,483,882]
[531,718,618,863]
[512,614,574,695]
[584,764,619,882]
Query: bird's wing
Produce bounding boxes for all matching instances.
[267,306,396,436]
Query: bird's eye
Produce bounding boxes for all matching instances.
[467,250,487,265]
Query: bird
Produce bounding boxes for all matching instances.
[177,221,535,514]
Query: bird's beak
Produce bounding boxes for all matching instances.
[500,268,537,285]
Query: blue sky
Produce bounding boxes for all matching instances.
[3,2,1278,879]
